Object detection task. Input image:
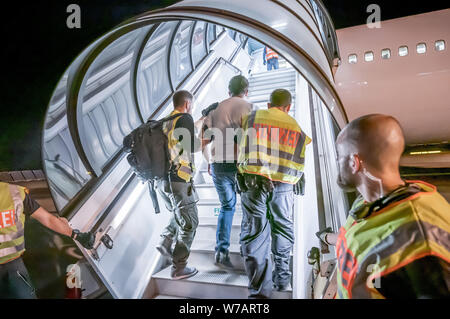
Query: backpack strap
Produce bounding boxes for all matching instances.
[146,113,185,123]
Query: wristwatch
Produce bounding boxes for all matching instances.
[71,229,80,239]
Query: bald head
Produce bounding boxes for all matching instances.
[337,114,405,173]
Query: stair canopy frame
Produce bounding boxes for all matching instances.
[40,0,346,299]
[42,0,345,217]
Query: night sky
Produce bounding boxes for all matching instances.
[1,0,448,171]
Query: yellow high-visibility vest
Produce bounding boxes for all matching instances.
[0,182,27,264]
[163,110,195,182]
[335,181,450,299]
[238,108,311,184]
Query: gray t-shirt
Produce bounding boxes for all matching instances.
[203,96,252,163]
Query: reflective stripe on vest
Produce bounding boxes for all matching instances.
[238,108,311,184]
[266,47,279,61]
[163,110,195,182]
[335,181,450,299]
[0,183,26,264]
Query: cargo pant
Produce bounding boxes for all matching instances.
[0,257,37,299]
[156,180,199,269]
[240,180,294,298]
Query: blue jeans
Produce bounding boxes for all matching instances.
[211,163,238,254]
[267,58,279,71]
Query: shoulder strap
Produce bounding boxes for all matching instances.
[163,113,185,123]
[350,183,422,221]
[146,113,184,124]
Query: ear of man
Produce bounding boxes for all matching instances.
[350,153,362,174]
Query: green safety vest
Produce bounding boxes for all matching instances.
[335,181,450,299]
[0,182,27,264]
[163,110,195,182]
[238,108,311,184]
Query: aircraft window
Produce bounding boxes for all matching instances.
[364,51,374,62]
[416,43,427,54]
[381,48,391,59]
[398,46,408,57]
[348,54,357,64]
[435,40,445,51]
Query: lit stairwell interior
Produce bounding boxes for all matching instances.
[150,60,298,299]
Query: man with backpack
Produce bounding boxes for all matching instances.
[155,90,202,280]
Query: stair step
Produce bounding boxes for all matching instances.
[197,200,243,217]
[191,239,241,254]
[188,249,246,271]
[250,68,295,79]
[249,80,295,91]
[197,199,226,206]
[194,183,215,188]
[195,187,221,201]
[248,87,296,97]
[198,215,243,227]
[195,224,241,243]
[152,266,292,299]
[248,95,295,104]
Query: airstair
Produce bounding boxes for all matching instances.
[150,65,297,299]
[41,0,346,299]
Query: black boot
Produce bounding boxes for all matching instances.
[214,251,234,270]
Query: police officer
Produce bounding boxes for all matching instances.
[0,181,94,298]
[237,89,311,298]
[155,90,201,280]
[332,114,450,298]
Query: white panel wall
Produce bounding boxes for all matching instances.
[292,73,321,299]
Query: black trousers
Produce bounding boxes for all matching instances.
[0,257,37,299]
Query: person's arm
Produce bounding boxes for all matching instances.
[263,47,266,64]
[201,128,212,175]
[24,193,95,249]
[200,114,213,170]
[31,207,72,237]
[174,113,200,153]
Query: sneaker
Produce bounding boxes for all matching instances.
[273,283,292,292]
[170,266,198,280]
[156,236,173,257]
[214,251,234,270]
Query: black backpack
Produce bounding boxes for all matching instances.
[123,113,183,213]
